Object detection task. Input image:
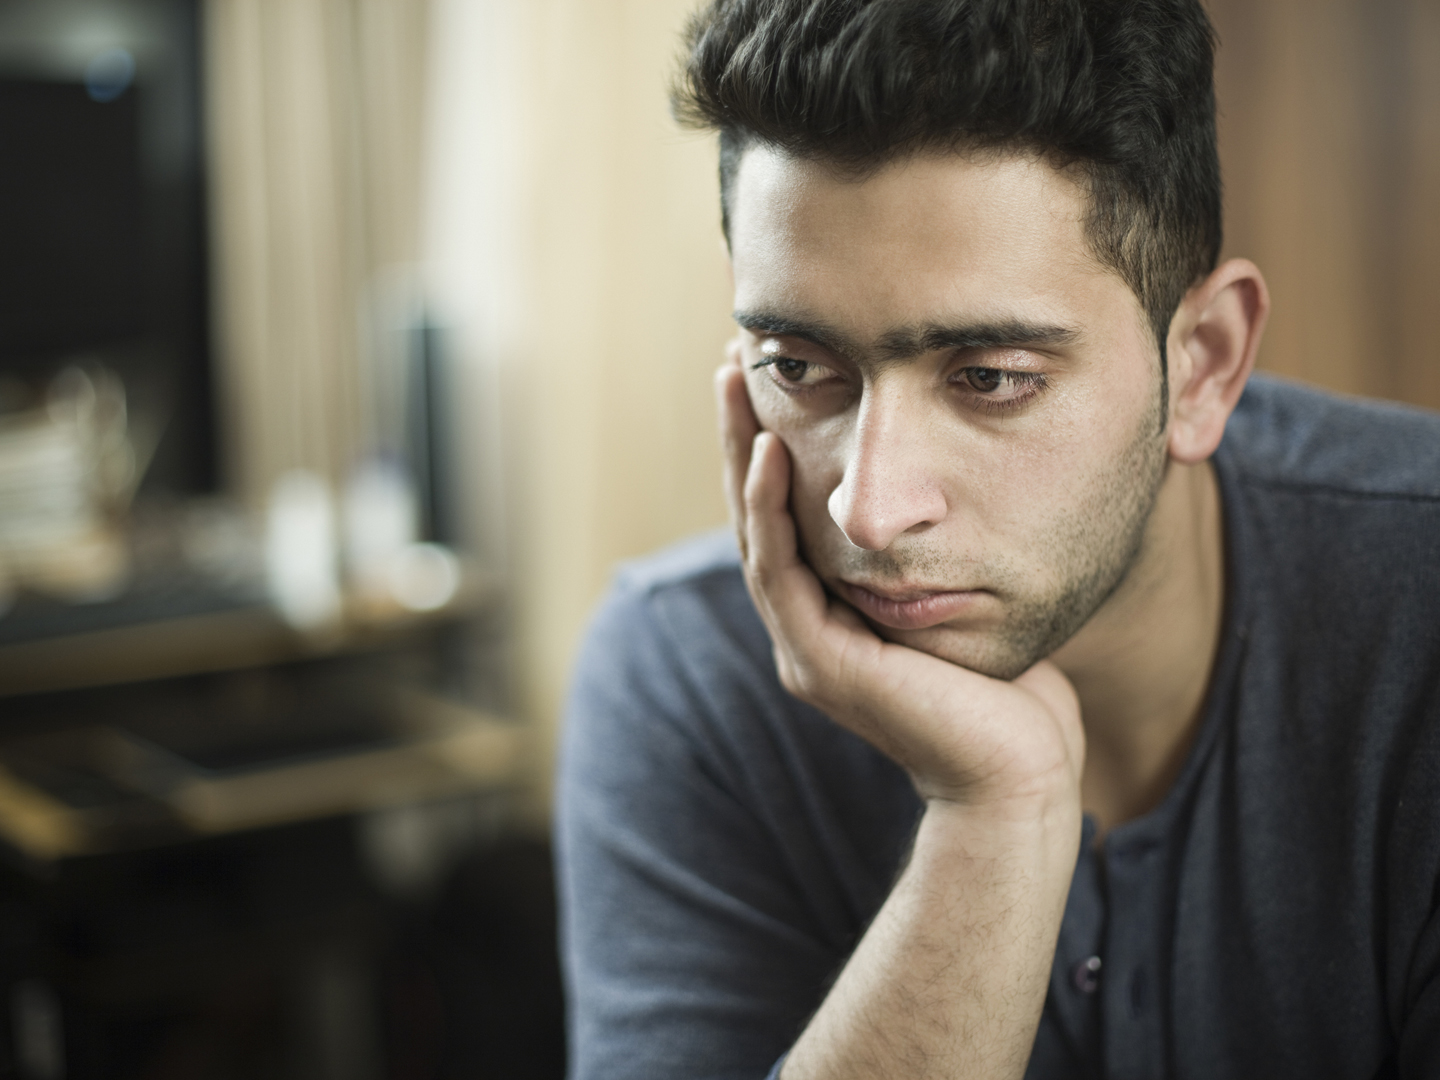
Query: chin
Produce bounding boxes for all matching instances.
[868,620,1043,683]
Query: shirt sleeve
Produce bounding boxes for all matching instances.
[1391,687,1440,1077]
[1399,919,1440,1076]
[555,576,843,1080]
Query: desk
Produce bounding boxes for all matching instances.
[0,550,522,862]
[0,607,555,1078]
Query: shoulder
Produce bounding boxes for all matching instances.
[1218,376,1440,635]
[609,526,742,598]
[565,528,775,758]
[561,526,769,790]
[578,528,764,687]
[1218,376,1440,629]
[563,529,907,842]
[1215,378,1440,795]
[1214,382,1440,884]
[1221,374,1440,500]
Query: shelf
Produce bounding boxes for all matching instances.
[0,687,527,861]
[0,556,497,698]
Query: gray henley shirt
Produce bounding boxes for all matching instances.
[557,375,1440,1079]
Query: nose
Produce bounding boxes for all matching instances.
[826,389,949,551]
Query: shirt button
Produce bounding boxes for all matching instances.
[1071,955,1102,994]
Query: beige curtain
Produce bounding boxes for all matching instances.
[204,0,430,507]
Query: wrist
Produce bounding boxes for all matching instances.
[917,790,1083,868]
[920,761,1081,824]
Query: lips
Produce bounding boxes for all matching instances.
[838,580,986,631]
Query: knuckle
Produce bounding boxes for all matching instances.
[777,661,809,702]
[776,654,824,705]
[748,563,769,590]
[774,652,796,691]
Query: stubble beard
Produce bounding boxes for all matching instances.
[971,416,1168,679]
[806,406,1170,682]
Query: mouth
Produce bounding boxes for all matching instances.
[837,579,988,631]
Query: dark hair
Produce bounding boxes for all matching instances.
[672,0,1222,378]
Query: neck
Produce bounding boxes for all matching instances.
[1051,458,1226,837]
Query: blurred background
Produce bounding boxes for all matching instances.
[0,0,1433,1075]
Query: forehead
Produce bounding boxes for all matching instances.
[728,146,1129,340]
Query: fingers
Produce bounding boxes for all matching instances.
[742,431,833,672]
[1014,660,1086,772]
[742,432,799,583]
[1014,660,1078,717]
[716,343,759,557]
[715,343,824,643]
[715,359,863,703]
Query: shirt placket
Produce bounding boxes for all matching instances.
[1045,820,1105,1071]
[1100,834,1168,1080]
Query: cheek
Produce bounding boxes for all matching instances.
[781,420,847,516]
[744,372,807,432]
[744,372,848,468]
[785,443,845,563]
[784,430,840,514]
[746,380,850,536]
[975,376,1160,537]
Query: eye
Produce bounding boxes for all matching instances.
[774,358,812,382]
[752,355,841,390]
[950,366,1047,413]
[962,367,1004,393]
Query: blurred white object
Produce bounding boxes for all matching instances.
[179,500,262,588]
[266,470,342,632]
[386,542,459,613]
[0,365,138,602]
[344,457,417,595]
[343,459,462,617]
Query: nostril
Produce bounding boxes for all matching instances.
[828,476,946,552]
[838,519,891,552]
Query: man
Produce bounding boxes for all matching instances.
[557,0,1440,1076]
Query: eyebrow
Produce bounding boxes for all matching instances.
[732,310,1079,369]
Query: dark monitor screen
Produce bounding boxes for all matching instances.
[0,0,215,494]
[0,78,146,360]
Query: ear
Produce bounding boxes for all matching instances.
[1165,258,1270,463]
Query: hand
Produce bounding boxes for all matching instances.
[716,351,1085,816]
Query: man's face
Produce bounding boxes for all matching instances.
[729,147,1170,680]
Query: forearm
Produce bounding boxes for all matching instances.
[781,798,1081,1080]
